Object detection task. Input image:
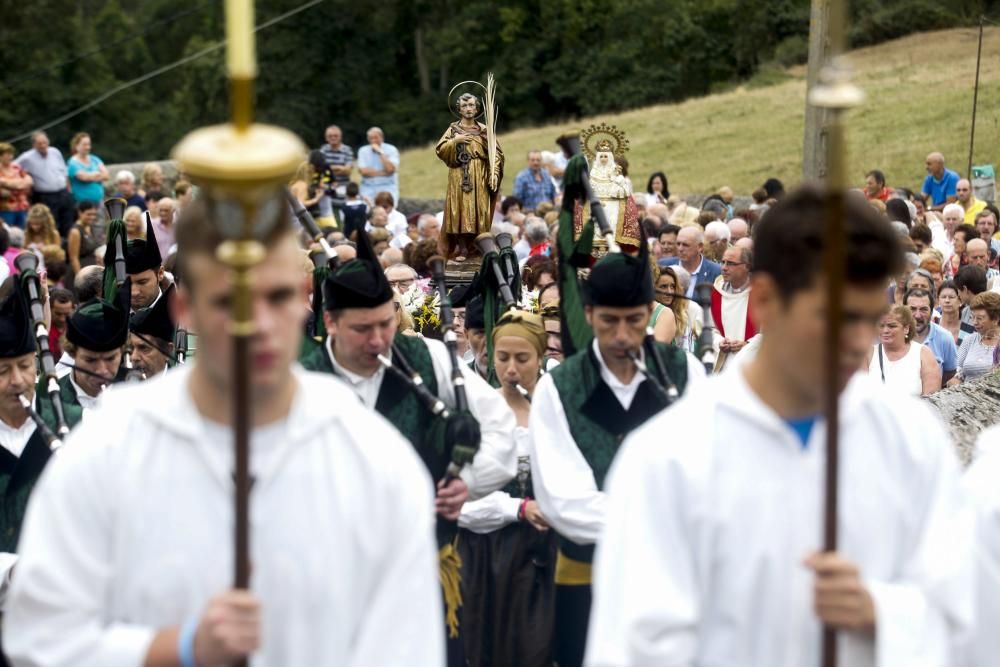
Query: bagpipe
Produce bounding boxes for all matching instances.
[13,252,68,449]
[378,256,482,483]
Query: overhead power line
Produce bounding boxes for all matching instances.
[3,0,326,144]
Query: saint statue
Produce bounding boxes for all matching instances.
[573,123,641,255]
[436,81,504,261]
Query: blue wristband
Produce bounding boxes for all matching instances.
[178,615,199,667]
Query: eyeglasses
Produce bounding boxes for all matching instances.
[720,260,745,267]
[387,278,415,289]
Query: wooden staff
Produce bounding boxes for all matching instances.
[807,0,864,664]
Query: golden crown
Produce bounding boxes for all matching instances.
[581,122,629,160]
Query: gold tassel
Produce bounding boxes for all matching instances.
[438,536,463,638]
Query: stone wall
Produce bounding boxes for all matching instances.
[923,372,1000,466]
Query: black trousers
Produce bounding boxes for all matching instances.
[32,190,76,238]
[553,584,591,667]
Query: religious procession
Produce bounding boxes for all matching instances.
[1,1,999,666]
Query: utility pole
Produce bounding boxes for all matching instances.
[803,0,832,182]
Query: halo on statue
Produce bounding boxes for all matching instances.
[580,122,630,161]
[447,80,488,120]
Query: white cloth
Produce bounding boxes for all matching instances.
[458,426,530,533]
[529,344,706,545]
[0,551,17,609]
[4,366,444,667]
[386,209,408,239]
[586,370,973,667]
[593,340,645,410]
[712,275,751,344]
[55,351,72,379]
[962,426,1000,667]
[68,372,100,410]
[867,341,923,396]
[325,336,517,499]
[0,416,37,458]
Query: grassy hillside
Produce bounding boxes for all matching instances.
[399,27,1000,199]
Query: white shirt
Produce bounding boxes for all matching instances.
[5,366,444,667]
[69,371,100,410]
[961,425,1000,667]
[586,370,973,667]
[55,351,72,379]
[458,426,529,533]
[593,339,645,409]
[386,209,408,239]
[529,342,706,545]
[0,415,37,458]
[325,336,517,499]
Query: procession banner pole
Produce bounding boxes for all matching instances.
[171,2,305,665]
[967,16,984,178]
[807,0,863,664]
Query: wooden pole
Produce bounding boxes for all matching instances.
[806,0,862,665]
[803,0,831,182]
[968,16,984,178]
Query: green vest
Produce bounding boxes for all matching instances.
[300,334,454,546]
[54,374,85,430]
[550,341,688,563]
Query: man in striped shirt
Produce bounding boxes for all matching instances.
[320,125,354,196]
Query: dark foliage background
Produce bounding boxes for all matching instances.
[0,0,992,160]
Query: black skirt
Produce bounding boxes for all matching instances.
[459,522,558,667]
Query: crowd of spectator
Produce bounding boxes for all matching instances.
[2,123,997,397]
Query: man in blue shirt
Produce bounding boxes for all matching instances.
[906,288,957,384]
[921,152,960,211]
[512,151,555,212]
[357,127,399,203]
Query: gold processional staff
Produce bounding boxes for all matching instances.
[170,3,306,666]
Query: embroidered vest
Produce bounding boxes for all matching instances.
[46,375,84,430]
[550,342,688,563]
[374,335,455,547]
[301,334,454,546]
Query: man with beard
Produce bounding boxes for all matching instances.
[905,287,957,385]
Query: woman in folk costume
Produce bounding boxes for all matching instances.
[458,310,557,667]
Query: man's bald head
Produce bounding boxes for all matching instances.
[727,218,748,241]
[925,152,945,177]
[967,238,990,268]
[956,178,973,204]
[380,247,403,268]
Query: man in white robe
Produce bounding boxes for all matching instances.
[5,199,444,666]
[586,187,973,667]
